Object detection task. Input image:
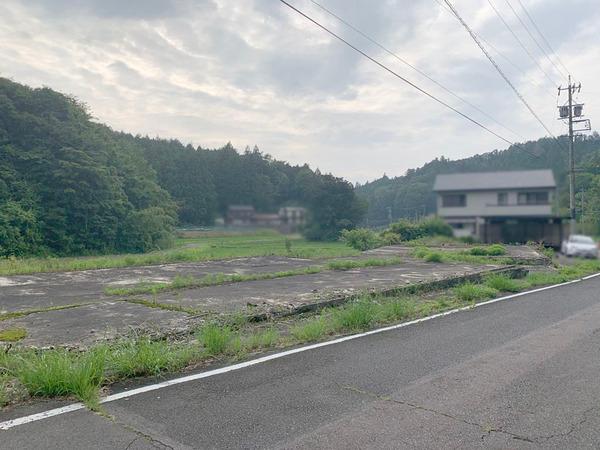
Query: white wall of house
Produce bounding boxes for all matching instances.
[436,188,554,218]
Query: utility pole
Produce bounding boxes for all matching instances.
[558,76,591,235]
[568,75,575,233]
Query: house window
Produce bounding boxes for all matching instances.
[442,194,466,207]
[497,193,508,206]
[517,192,549,205]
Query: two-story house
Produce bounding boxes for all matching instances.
[433,169,566,245]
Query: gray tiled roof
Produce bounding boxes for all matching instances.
[433,169,556,191]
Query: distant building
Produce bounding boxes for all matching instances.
[278,206,307,233]
[226,205,255,227]
[225,205,307,233]
[433,169,567,245]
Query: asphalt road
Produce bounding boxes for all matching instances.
[3,276,600,449]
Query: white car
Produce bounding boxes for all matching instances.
[561,234,598,258]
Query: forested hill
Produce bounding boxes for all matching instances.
[0,78,364,257]
[357,134,600,227]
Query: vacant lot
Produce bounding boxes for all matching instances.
[0,230,359,276]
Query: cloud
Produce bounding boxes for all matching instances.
[0,0,598,183]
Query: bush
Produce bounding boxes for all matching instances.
[486,244,507,256]
[387,220,423,241]
[424,251,444,263]
[340,228,382,251]
[384,217,453,242]
[418,217,453,238]
[380,231,402,245]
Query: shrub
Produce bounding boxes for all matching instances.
[418,217,453,238]
[387,220,423,241]
[340,228,382,251]
[385,217,453,242]
[468,246,488,256]
[380,231,402,245]
[486,244,507,256]
[424,251,444,263]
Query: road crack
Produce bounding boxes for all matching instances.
[339,384,534,443]
[94,411,174,449]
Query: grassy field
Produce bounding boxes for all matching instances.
[0,230,359,276]
[2,259,600,409]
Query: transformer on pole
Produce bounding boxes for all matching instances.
[557,76,591,234]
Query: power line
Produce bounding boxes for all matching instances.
[442,0,564,149]
[308,0,523,140]
[514,0,571,78]
[432,0,553,93]
[486,0,559,87]
[278,0,541,159]
[503,0,568,81]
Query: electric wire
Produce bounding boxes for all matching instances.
[433,0,553,93]
[486,0,559,87]
[278,0,541,159]
[442,0,565,151]
[504,0,569,81]
[309,0,523,139]
[515,0,571,78]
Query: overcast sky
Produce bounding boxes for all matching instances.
[1,0,598,183]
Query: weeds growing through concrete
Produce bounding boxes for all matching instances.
[2,259,600,411]
[0,328,27,342]
[106,258,405,296]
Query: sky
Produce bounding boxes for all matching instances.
[1,0,598,183]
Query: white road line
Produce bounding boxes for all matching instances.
[2,272,599,431]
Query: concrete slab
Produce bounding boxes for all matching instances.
[0,301,190,348]
[0,256,316,314]
[149,261,504,315]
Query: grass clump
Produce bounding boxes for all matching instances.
[453,283,498,302]
[484,274,521,292]
[467,244,506,256]
[326,257,402,271]
[0,327,27,342]
[197,324,235,356]
[107,339,197,379]
[290,318,330,342]
[332,301,377,331]
[377,298,417,322]
[244,328,280,351]
[6,348,106,409]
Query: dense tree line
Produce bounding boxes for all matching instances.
[0,78,366,256]
[130,137,367,241]
[357,134,600,228]
[0,78,177,257]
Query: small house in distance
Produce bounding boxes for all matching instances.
[225,205,306,233]
[433,169,567,245]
